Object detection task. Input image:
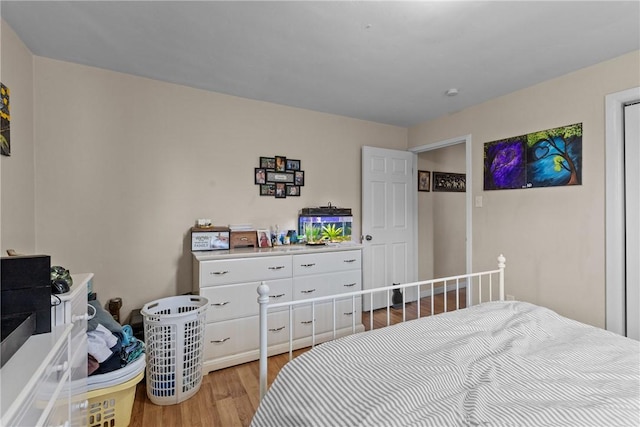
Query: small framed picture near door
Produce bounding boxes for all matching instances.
[418,170,430,192]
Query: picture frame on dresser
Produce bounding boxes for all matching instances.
[257,229,272,247]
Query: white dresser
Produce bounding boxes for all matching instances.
[193,245,363,373]
[0,274,90,427]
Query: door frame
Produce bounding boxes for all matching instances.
[605,86,640,335]
[408,134,472,277]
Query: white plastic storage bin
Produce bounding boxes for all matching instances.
[141,295,208,405]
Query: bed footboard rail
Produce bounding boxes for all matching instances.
[258,254,506,400]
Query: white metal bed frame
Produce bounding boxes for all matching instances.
[257,254,506,400]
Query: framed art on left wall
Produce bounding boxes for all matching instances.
[1,83,10,156]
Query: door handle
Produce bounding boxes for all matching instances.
[365,235,373,241]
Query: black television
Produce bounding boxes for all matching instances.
[1,255,51,366]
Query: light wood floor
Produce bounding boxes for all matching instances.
[130,289,465,427]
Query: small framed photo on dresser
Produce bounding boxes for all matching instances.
[257,229,272,247]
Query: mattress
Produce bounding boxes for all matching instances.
[252,301,640,427]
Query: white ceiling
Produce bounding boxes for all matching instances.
[2,1,639,127]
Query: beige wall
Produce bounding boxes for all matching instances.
[409,50,640,328]
[0,21,35,254]
[27,56,406,319]
[4,17,639,328]
[417,144,466,281]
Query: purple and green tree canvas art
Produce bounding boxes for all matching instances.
[484,123,582,190]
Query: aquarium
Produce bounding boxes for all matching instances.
[298,215,353,242]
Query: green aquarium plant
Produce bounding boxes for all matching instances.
[321,224,344,242]
[304,224,321,242]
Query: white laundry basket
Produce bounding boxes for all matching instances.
[141,295,208,405]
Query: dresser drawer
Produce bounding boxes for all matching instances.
[204,311,290,359]
[44,395,71,427]
[293,298,361,339]
[68,346,88,426]
[293,250,361,276]
[293,270,361,300]
[70,282,88,344]
[199,256,292,287]
[9,327,72,427]
[201,278,292,322]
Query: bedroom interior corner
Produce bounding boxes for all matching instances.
[2,17,638,338]
[1,3,639,425]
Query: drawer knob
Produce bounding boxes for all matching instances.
[211,337,231,343]
[300,320,314,325]
[268,326,286,332]
[73,400,89,410]
[72,313,90,322]
[300,289,316,294]
[300,263,316,267]
[211,271,229,275]
[269,293,285,299]
[343,259,357,263]
[211,301,230,307]
[268,265,285,270]
[240,237,248,241]
[53,361,69,373]
[343,283,356,287]
[343,311,355,316]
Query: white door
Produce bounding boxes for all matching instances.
[625,102,640,340]
[361,146,417,310]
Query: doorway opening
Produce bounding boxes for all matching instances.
[409,134,472,276]
[605,86,640,338]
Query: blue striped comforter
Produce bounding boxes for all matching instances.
[252,301,640,426]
